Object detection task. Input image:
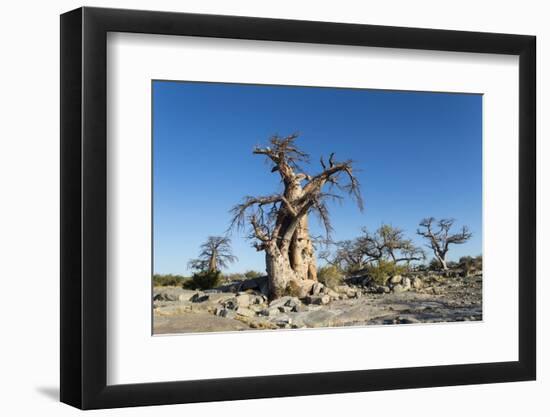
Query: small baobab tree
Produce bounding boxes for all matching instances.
[230,134,363,299]
[187,236,237,273]
[416,217,472,271]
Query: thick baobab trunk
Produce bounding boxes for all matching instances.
[265,239,316,300]
[289,215,318,281]
[265,244,296,299]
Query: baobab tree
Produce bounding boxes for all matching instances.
[417,217,472,271]
[230,134,363,299]
[187,236,237,273]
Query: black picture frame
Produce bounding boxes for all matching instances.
[60,6,536,410]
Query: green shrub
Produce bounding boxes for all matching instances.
[458,255,483,276]
[366,260,407,285]
[317,265,344,289]
[183,270,222,290]
[244,270,263,280]
[152,274,189,287]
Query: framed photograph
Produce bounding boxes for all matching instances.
[60,6,536,409]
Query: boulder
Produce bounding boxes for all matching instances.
[215,308,235,319]
[153,288,184,302]
[274,316,292,328]
[402,277,411,289]
[389,275,402,284]
[291,303,308,313]
[305,294,330,305]
[190,292,209,303]
[235,307,256,318]
[377,285,390,294]
[299,309,336,327]
[326,288,339,300]
[335,285,351,294]
[235,294,250,308]
[260,307,281,317]
[311,282,325,296]
[346,287,362,298]
[392,284,407,293]
[412,277,423,290]
[269,296,301,309]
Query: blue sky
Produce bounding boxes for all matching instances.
[153,81,482,275]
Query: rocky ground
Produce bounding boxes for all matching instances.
[153,273,482,334]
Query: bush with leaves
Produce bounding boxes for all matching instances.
[153,274,189,287]
[366,260,408,286]
[244,270,264,280]
[183,270,222,290]
[458,255,482,277]
[317,265,344,289]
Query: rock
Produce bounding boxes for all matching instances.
[291,303,308,313]
[311,282,325,296]
[178,293,194,302]
[223,298,238,310]
[275,317,292,328]
[326,288,339,299]
[305,294,330,305]
[278,305,293,313]
[335,285,351,294]
[298,279,316,297]
[392,284,407,293]
[389,275,402,284]
[235,294,250,308]
[402,277,411,289]
[216,308,235,319]
[299,309,336,327]
[398,317,420,324]
[377,285,390,294]
[249,304,267,313]
[269,296,301,309]
[260,307,281,317]
[153,290,180,302]
[249,295,266,305]
[190,292,209,303]
[412,277,423,290]
[235,307,256,318]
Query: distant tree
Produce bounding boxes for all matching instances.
[187,236,237,273]
[357,225,425,266]
[319,239,367,274]
[417,218,472,271]
[321,225,424,274]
